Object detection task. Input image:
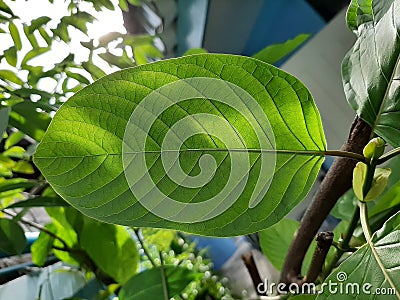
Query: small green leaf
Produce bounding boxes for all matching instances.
[51,22,70,43]
[142,228,176,252]
[6,195,69,209]
[253,33,310,65]
[3,146,25,159]
[0,218,27,255]
[119,0,129,11]
[29,16,51,33]
[82,61,106,80]
[133,44,163,65]
[127,0,140,5]
[0,178,35,194]
[98,52,135,69]
[9,22,22,51]
[346,0,373,31]
[4,46,17,67]
[119,266,200,300]
[80,219,139,284]
[0,69,23,85]
[31,224,55,266]
[0,106,10,138]
[183,48,208,56]
[12,160,34,174]
[38,27,52,46]
[0,0,14,16]
[331,189,357,221]
[65,71,91,85]
[23,24,39,48]
[62,12,95,35]
[5,131,25,149]
[21,47,50,67]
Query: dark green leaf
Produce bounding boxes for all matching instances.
[119,266,200,300]
[9,101,52,141]
[9,22,21,50]
[29,16,51,33]
[31,224,55,266]
[0,69,23,85]
[0,218,27,255]
[253,33,310,65]
[331,189,357,221]
[133,44,163,65]
[342,0,400,147]
[34,54,326,236]
[6,196,69,209]
[4,46,17,67]
[0,106,10,138]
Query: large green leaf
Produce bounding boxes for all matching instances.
[119,266,200,300]
[342,0,400,147]
[34,54,326,236]
[80,218,139,284]
[317,211,400,299]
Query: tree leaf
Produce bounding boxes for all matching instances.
[12,161,35,174]
[65,71,91,85]
[253,33,310,65]
[80,219,139,284]
[31,223,55,266]
[0,178,35,194]
[6,195,69,209]
[119,266,200,300]
[34,54,326,236]
[317,211,400,299]
[51,22,70,43]
[62,12,95,35]
[142,228,176,252]
[0,218,27,255]
[9,22,22,51]
[119,0,128,12]
[82,61,106,80]
[21,47,50,67]
[29,16,51,33]
[8,101,52,141]
[259,218,315,274]
[0,69,23,85]
[0,106,10,138]
[23,24,39,48]
[4,46,17,67]
[183,48,208,56]
[342,0,400,147]
[5,131,25,149]
[0,0,14,16]
[133,44,163,65]
[346,0,373,31]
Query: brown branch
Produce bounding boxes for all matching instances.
[305,231,334,283]
[242,251,265,296]
[280,116,372,284]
